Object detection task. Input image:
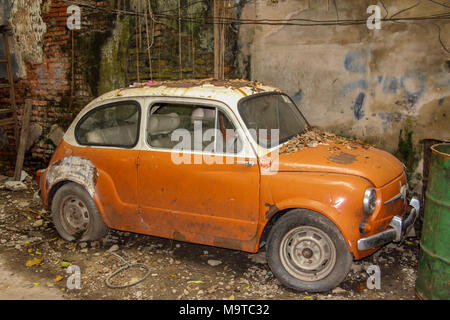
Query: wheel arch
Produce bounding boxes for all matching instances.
[47,180,71,208]
[259,201,356,259]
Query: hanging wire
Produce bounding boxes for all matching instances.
[66,0,450,54]
[178,0,183,79]
[390,0,422,19]
[387,0,450,53]
[379,0,389,19]
[66,0,450,25]
[428,0,450,8]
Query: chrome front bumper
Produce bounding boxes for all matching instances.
[357,197,420,251]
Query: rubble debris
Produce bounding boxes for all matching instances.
[351,263,363,272]
[32,219,44,228]
[207,260,222,267]
[4,181,27,191]
[0,170,421,300]
[19,170,29,182]
[47,124,65,146]
[26,123,43,151]
[280,127,371,154]
[108,245,119,252]
[332,287,346,294]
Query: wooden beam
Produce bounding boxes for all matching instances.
[0,118,15,126]
[213,0,221,79]
[3,31,18,144]
[214,0,230,80]
[13,99,32,181]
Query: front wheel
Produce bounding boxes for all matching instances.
[267,209,352,292]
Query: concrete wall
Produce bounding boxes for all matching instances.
[237,0,450,190]
[0,0,448,194]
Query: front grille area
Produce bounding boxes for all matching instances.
[370,172,408,233]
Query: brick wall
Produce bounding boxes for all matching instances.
[0,0,232,168]
[0,0,113,167]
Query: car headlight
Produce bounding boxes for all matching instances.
[363,187,377,215]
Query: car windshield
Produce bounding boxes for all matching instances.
[238,93,308,148]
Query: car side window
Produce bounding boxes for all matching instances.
[75,101,140,147]
[147,103,242,154]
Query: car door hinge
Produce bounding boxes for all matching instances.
[136,156,140,167]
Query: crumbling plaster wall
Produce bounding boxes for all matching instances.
[238,0,450,189]
[9,0,47,66]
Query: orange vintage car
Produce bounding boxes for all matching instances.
[37,79,420,292]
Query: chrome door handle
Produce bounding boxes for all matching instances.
[234,160,255,167]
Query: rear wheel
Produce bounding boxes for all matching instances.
[267,209,352,292]
[51,182,108,241]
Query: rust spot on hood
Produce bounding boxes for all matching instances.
[327,152,358,164]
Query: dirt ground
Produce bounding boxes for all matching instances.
[0,167,421,300]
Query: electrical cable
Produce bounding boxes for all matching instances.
[65,0,450,53]
[390,0,422,19]
[105,252,152,289]
[428,0,450,8]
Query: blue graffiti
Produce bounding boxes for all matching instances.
[400,71,426,109]
[382,76,398,94]
[341,49,428,120]
[340,79,368,97]
[291,89,304,105]
[377,112,404,128]
[354,93,366,120]
[343,50,370,119]
[344,49,368,74]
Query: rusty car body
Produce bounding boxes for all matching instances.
[37,79,420,292]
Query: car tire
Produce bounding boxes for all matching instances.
[267,209,352,292]
[51,182,109,242]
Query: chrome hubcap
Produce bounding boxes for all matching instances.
[279,226,336,281]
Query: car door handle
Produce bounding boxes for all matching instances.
[234,160,255,167]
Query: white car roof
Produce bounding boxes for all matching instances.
[90,79,281,111]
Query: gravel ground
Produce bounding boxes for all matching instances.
[0,170,420,300]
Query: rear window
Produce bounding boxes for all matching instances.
[75,101,140,148]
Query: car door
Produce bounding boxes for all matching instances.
[137,97,260,248]
[72,99,141,230]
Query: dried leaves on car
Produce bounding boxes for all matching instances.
[280,127,371,154]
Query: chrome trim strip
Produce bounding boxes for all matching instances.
[384,193,401,205]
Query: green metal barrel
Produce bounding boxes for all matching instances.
[416,143,450,300]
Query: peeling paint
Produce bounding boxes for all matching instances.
[9,0,47,65]
[46,156,98,197]
[264,203,279,220]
